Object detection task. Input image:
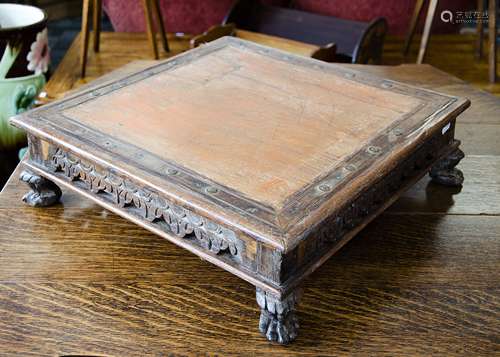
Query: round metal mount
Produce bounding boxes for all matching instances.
[206,186,219,194]
[318,184,332,192]
[393,128,404,136]
[367,146,382,155]
[345,164,357,172]
[166,168,178,175]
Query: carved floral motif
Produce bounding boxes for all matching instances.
[50,148,239,257]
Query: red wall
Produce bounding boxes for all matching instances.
[103,0,476,36]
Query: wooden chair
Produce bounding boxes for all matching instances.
[190,23,237,48]
[80,0,169,78]
[405,0,497,83]
[476,0,497,83]
[190,23,337,62]
[222,0,387,64]
[403,0,438,65]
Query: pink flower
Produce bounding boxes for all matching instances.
[26,28,50,74]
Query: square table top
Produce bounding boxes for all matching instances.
[10,37,469,250]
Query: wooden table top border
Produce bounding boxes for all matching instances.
[10,37,470,251]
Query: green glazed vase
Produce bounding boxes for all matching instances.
[0,3,49,150]
[0,73,45,149]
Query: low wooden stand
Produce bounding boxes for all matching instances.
[10,37,469,344]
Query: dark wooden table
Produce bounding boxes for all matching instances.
[0,33,499,356]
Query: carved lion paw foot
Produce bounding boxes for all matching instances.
[429,167,464,186]
[256,287,302,344]
[429,148,465,187]
[20,171,62,207]
[259,309,299,344]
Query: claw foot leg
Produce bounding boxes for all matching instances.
[429,148,465,187]
[256,287,302,344]
[20,170,62,207]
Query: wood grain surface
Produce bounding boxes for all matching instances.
[1,164,499,356]
[1,32,499,356]
[59,43,422,209]
[236,29,322,57]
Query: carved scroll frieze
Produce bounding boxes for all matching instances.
[316,136,455,248]
[50,147,240,257]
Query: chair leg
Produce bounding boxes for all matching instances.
[403,0,425,57]
[417,0,439,64]
[80,0,91,77]
[143,0,159,60]
[476,0,485,59]
[489,0,498,83]
[151,0,169,52]
[93,0,102,52]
